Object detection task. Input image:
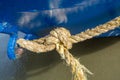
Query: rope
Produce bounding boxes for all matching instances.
[17,16,120,80]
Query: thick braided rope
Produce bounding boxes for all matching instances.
[17,16,120,80]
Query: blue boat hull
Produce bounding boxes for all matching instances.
[0,0,120,59]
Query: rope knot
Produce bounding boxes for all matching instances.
[48,27,73,49]
[16,16,120,80]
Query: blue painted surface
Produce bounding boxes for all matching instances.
[0,0,120,59]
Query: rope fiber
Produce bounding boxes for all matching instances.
[17,16,120,80]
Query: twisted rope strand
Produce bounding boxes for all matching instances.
[56,44,92,80]
[70,16,120,43]
[17,16,120,80]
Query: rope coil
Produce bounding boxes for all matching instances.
[17,16,120,80]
